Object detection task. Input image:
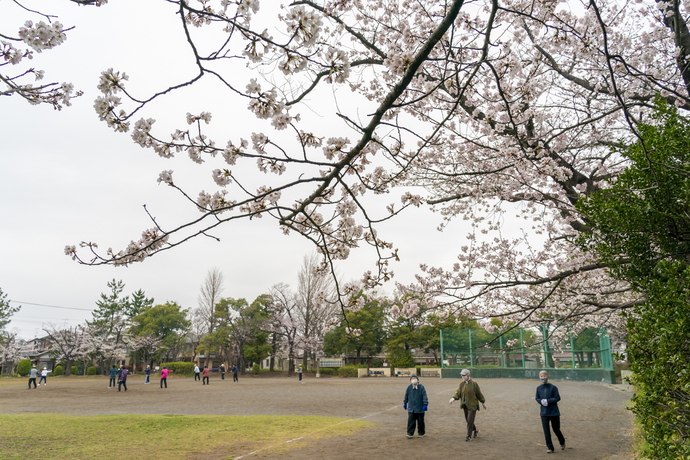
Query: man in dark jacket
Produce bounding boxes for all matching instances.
[403,374,429,438]
[535,370,566,453]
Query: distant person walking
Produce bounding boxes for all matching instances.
[232,365,238,382]
[160,366,170,388]
[38,367,48,385]
[28,365,38,389]
[109,365,117,388]
[536,370,566,453]
[297,364,303,382]
[118,366,129,392]
[449,368,487,442]
[144,365,151,384]
[403,374,428,438]
[194,364,201,382]
[220,364,226,380]
[202,366,210,385]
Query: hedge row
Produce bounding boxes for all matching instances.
[161,362,194,376]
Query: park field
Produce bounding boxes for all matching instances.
[0,373,634,459]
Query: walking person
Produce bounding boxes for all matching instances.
[144,365,151,384]
[449,368,486,441]
[109,365,117,388]
[220,364,225,380]
[297,364,303,382]
[536,370,566,453]
[160,366,170,388]
[194,364,201,382]
[118,366,129,392]
[403,374,428,438]
[38,367,48,385]
[202,365,210,385]
[231,365,238,382]
[28,365,38,389]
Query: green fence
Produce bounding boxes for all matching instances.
[440,327,615,383]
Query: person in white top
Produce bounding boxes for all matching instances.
[39,367,49,385]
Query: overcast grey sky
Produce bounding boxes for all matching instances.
[1,0,469,339]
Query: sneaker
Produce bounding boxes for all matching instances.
[406,435,413,439]
[418,434,425,438]
[473,429,479,438]
[560,443,566,450]
[465,436,472,442]
[547,449,554,454]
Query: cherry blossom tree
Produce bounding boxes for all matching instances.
[43,325,86,376]
[0,333,24,376]
[129,334,163,369]
[9,0,690,334]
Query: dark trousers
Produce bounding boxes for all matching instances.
[233,373,238,382]
[202,376,209,385]
[463,407,478,438]
[221,373,225,380]
[160,378,167,388]
[194,372,200,381]
[39,376,47,385]
[28,378,36,389]
[118,380,127,391]
[407,412,425,436]
[109,378,116,387]
[541,416,565,450]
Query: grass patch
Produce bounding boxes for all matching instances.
[0,414,374,459]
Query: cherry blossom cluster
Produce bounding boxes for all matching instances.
[42,0,690,334]
[18,20,66,52]
[2,22,81,110]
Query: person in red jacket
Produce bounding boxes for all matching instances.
[160,366,170,389]
[202,365,210,385]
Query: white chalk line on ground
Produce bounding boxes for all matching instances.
[234,388,452,459]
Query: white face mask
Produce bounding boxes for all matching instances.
[411,379,418,385]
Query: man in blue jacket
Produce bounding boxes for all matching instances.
[403,374,428,438]
[535,370,566,453]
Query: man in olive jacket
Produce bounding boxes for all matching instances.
[403,374,428,438]
[449,368,486,441]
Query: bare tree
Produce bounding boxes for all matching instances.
[267,283,301,375]
[196,267,224,334]
[295,254,339,369]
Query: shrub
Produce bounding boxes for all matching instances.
[386,347,415,368]
[86,366,97,375]
[54,365,63,376]
[370,358,384,368]
[17,359,32,377]
[318,368,338,376]
[70,366,78,376]
[161,362,194,376]
[252,364,260,374]
[338,365,365,378]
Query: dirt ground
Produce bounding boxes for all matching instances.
[0,373,634,460]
